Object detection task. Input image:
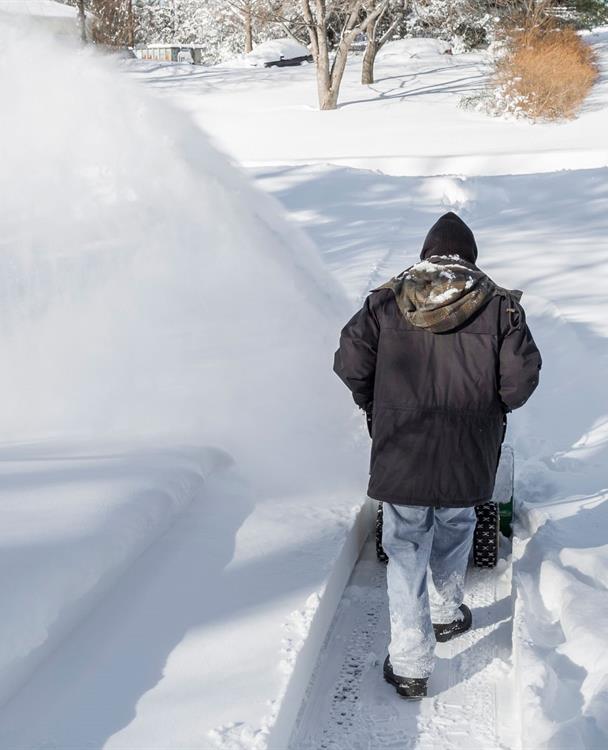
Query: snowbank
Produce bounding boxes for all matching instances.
[0,17,368,744]
[513,494,608,748]
[224,37,310,68]
[0,442,225,707]
[377,37,453,62]
[256,162,608,749]
[509,298,608,747]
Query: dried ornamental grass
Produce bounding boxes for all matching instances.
[496,27,598,120]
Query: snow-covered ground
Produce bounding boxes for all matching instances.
[1,16,608,750]
[254,161,608,749]
[0,442,223,708]
[290,541,515,749]
[125,29,608,176]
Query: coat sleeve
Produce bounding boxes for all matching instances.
[498,298,542,412]
[333,294,380,412]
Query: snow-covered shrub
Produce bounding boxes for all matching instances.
[493,26,598,120]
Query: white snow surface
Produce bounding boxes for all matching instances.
[2,14,608,750]
[0,441,225,708]
[290,540,516,749]
[124,29,608,176]
[254,163,608,749]
[0,20,353,491]
[377,36,453,60]
[0,19,368,750]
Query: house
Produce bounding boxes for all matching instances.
[134,44,207,66]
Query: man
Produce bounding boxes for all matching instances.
[333,212,541,699]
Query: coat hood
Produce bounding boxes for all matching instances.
[375,213,523,333]
[421,212,478,264]
[376,256,497,333]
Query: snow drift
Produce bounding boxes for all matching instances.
[0,17,363,717]
[0,444,224,708]
[375,37,453,62]
[0,20,355,493]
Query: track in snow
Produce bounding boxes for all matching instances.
[289,537,516,750]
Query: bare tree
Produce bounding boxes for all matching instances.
[226,0,259,53]
[91,0,134,46]
[495,0,558,35]
[302,0,391,109]
[126,0,134,47]
[262,0,311,43]
[361,0,406,84]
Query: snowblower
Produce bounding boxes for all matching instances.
[375,445,514,568]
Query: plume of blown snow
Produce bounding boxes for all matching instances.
[0,19,358,492]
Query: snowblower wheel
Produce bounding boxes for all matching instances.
[375,500,500,567]
[473,501,500,568]
[375,502,388,564]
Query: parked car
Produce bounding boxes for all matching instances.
[238,38,313,68]
[264,53,313,68]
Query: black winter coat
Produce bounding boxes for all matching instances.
[333,214,541,508]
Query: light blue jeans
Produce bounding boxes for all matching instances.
[382,503,477,678]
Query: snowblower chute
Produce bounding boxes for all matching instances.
[375,444,515,568]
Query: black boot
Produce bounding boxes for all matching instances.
[383,656,428,699]
[433,604,472,643]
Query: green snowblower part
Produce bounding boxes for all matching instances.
[499,495,513,538]
[495,445,515,538]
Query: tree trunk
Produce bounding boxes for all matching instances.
[126,0,134,47]
[244,4,253,53]
[316,61,333,108]
[76,0,87,44]
[301,0,366,110]
[319,84,340,110]
[361,39,378,84]
[361,6,403,86]
[324,37,353,109]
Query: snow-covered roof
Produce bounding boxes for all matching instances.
[138,42,207,50]
[0,0,77,18]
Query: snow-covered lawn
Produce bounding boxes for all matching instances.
[126,29,608,176]
[1,17,607,750]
